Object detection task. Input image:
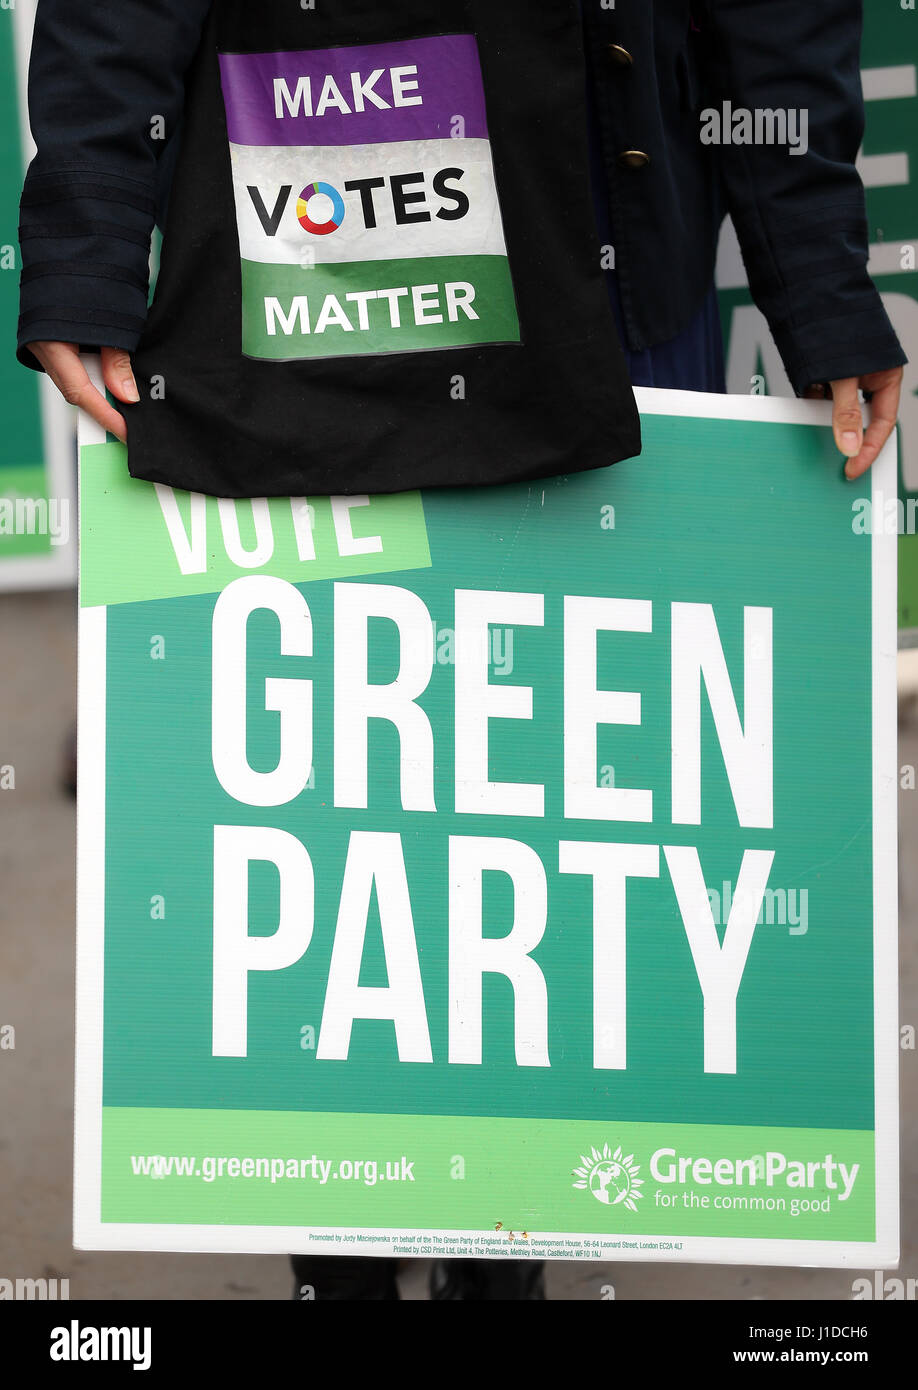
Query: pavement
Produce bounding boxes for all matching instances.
[0,586,915,1301]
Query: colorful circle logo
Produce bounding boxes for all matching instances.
[296,181,345,235]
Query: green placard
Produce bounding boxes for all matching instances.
[74,392,898,1264]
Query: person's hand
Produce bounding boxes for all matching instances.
[24,341,139,443]
[805,366,903,481]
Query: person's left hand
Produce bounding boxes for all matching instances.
[805,366,903,480]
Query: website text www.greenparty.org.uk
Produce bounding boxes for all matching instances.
[129,1152,416,1186]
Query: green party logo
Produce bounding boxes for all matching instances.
[573,1144,644,1211]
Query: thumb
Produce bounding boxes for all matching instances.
[829,377,864,461]
[101,346,140,404]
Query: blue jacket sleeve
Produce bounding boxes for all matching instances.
[16,0,212,370]
[702,0,907,392]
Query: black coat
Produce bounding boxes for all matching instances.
[16,0,905,398]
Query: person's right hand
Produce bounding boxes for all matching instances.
[24,341,139,443]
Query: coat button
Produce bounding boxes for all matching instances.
[617,149,650,169]
[607,44,634,67]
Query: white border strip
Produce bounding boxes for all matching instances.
[70,1222,891,1267]
[72,603,106,1249]
[73,386,900,1264]
[73,365,107,1247]
[870,429,900,1268]
[632,384,835,426]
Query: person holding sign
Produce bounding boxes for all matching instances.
[15,0,906,1300]
[16,2,905,488]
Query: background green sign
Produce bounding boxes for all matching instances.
[0,1,76,587]
[716,0,918,636]
[74,392,898,1265]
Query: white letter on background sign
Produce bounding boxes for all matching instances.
[217,497,275,569]
[154,484,207,574]
[663,844,775,1073]
[317,831,432,1062]
[454,589,544,817]
[330,495,383,556]
[559,840,660,1069]
[563,596,653,822]
[670,602,773,828]
[448,836,549,1066]
[211,575,313,807]
[212,824,315,1056]
[334,582,435,811]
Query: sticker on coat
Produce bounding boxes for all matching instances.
[218,35,521,361]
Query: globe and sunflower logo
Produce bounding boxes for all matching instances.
[572,1143,644,1211]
